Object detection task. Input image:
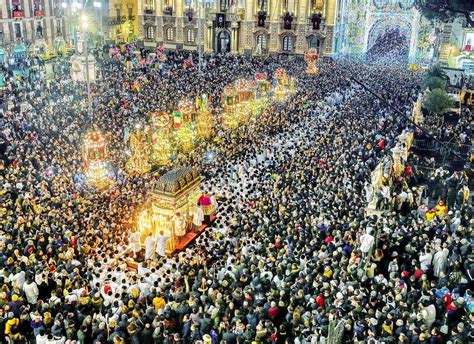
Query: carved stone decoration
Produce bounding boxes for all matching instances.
[296,24,307,53]
[176,17,184,42]
[324,25,334,55]
[269,23,279,52]
[157,17,164,40]
[245,21,253,48]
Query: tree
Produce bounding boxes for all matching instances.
[426,64,447,79]
[415,0,474,27]
[422,76,447,90]
[422,88,455,115]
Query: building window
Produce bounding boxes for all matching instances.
[12,0,23,11]
[186,28,194,43]
[56,18,62,35]
[205,0,212,8]
[258,0,268,11]
[256,34,267,50]
[166,27,174,41]
[309,36,320,49]
[282,36,293,52]
[116,8,121,19]
[36,23,44,38]
[14,22,22,39]
[146,26,154,40]
[144,0,154,13]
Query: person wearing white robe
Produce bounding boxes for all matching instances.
[419,248,433,272]
[359,229,375,255]
[432,245,449,277]
[191,204,204,232]
[144,233,156,261]
[128,230,142,257]
[155,231,171,257]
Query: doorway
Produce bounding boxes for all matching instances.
[217,30,231,53]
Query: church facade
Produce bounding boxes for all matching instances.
[135,0,337,56]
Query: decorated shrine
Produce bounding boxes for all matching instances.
[137,167,202,253]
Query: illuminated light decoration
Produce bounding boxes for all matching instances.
[125,130,151,176]
[83,131,113,188]
[175,122,196,153]
[305,48,319,74]
[148,112,173,166]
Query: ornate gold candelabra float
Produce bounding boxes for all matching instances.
[126,129,151,176]
[305,48,320,75]
[148,111,173,166]
[175,122,196,153]
[255,73,272,98]
[83,131,113,188]
[273,68,296,102]
[195,94,214,139]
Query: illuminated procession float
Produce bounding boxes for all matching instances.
[272,68,296,103]
[125,128,151,176]
[195,94,214,139]
[137,167,214,254]
[83,131,113,188]
[305,48,319,75]
[222,78,270,130]
[147,111,173,166]
[255,73,272,98]
[222,84,242,129]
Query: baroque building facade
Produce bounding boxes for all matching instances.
[0,0,67,52]
[135,0,337,56]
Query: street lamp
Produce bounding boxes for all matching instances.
[93,1,103,46]
[81,14,92,117]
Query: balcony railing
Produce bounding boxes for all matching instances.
[255,16,269,29]
[144,8,155,15]
[105,15,127,25]
[280,23,296,31]
[34,10,44,17]
[12,10,25,18]
[163,7,173,16]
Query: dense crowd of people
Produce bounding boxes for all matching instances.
[0,46,472,344]
[367,29,410,63]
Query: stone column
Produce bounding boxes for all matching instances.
[231,21,239,53]
[205,19,213,52]
[323,0,336,56]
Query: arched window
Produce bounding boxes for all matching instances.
[256,34,267,51]
[187,28,195,43]
[166,27,174,41]
[310,36,320,49]
[282,36,293,52]
[146,26,155,40]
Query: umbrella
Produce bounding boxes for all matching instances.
[198,194,212,206]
